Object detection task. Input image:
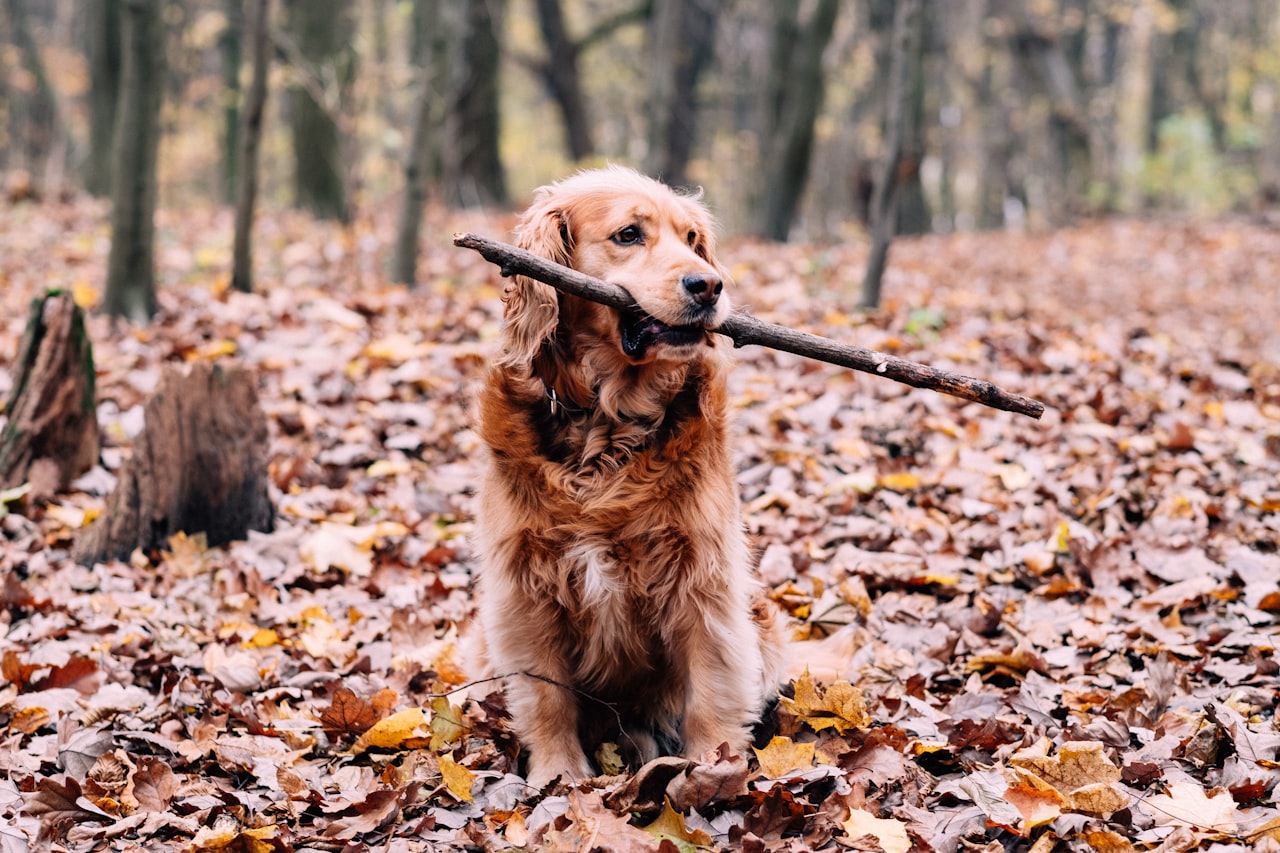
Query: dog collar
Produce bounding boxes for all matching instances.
[546,386,587,417]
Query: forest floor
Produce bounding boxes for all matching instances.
[1,199,1279,852]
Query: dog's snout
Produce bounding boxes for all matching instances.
[682,273,723,306]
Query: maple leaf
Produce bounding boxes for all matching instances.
[1140,781,1238,832]
[640,798,712,850]
[779,669,870,734]
[429,695,468,751]
[842,808,911,853]
[1008,739,1128,818]
[538,790,659,852]
[753,736,815,778]
[438,754,475,802]
[320,686,379,737]
[190,823,288,852]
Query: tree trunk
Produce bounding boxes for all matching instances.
[753,0,841,241]
[895,0,930,235]
[533,0,594,162]
[643,0,720,187]
[283,0,352,221]
[391,0,441,286]
[231,0,271,294]
[0,293,99,494]
[1114,0,1154,213]
[1009,2,1091,225]
[102,0,165,324]
[73,362,275,566]
[443,0,507,207]
[219,0,244,205]
[85,0,122,197]
[861,0,920,309]
[6,0,79,192]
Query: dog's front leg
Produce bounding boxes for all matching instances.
[675,612,764,761]
[506,669,594,787]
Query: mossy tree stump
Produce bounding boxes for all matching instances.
[0,291,99,492]
[73,362,275,565]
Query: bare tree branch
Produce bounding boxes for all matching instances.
[454,232,1046,420]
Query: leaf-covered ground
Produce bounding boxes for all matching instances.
[1,200,1279,852]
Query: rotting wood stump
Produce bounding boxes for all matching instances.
[73,361,275,565]
[0,291,99,493]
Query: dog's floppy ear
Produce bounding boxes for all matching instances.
[498,194,570,370]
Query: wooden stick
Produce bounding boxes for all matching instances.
[454,232,1046,420]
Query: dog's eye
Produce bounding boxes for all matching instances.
[612,226,643,246]
[687,230,698,247]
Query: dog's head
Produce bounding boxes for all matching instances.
[499,166,731,371]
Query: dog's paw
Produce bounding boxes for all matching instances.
[526,751,595,789]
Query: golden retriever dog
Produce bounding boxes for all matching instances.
[472,166,786,786]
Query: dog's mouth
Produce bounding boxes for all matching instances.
[619,307,707,358]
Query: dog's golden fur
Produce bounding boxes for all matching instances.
[472,166,786,786]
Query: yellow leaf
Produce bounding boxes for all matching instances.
[353,708,430,752]
[877,472,920,492]
[842,809,911,853]
[428,696,467,751]
[190,824,280,853]
[190,339,238,361]
[242,628,279,649]
[595,741,625,775]
[71,278,99,309]
[641,798,713,849]
[11,707,50,733]
[780,670,870,734]
[439,753,475,802]
[753,736,814,778]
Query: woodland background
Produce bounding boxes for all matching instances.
[2,1,1280,852]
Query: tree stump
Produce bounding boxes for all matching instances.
[0,291,99,492]
[73,362,275,565]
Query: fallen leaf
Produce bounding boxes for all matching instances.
[439,753,475,802]
[842,808,911,853]
[1140,781,1238,832]
[753,736,815,779]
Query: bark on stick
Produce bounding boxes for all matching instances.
[454,232,1046,420]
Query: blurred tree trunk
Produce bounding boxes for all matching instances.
[1114,0,1154,213]
[283,0,353,221]
[1009,2,1091,225]
[231,0,271,294]
[103,0,165,323]
[752,0,841,240]
[861,0,920,309]
[391,0,441,285]
[444,0,507,207]
[643,0,721,187]
[219,0,243,205]
[533,0,593,162]
[85,0,122,196]
[895,0,930,235]
[6,0,78,191]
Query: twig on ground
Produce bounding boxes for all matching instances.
[454,232,1046,420]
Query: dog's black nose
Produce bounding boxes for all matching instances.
[682,273,723,306]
